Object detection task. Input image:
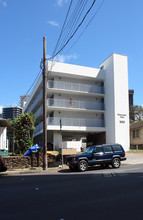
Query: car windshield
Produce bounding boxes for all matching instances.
[83,147,95,154]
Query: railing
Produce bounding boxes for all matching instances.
[34,117,105,135]
[27,91,42,113]
[34,106,43,118]
[47,98,104,111]
[48,80,104,94]
[48,117,105,127]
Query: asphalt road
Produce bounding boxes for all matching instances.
[1,164,143,220]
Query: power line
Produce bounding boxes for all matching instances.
[64,0,105,55]
[18,0,103,108]
[52,0,73,60]
[47,0,96,61]
[54,0,88,55]
[16,66,42,107]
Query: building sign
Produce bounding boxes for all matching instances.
[117,114,127,124]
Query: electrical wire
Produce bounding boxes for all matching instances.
[16,0,103,108]
[15,66,42,107]
[47,0,96,61]
[52,0,73,60]
[54,0,88,55]
[64,0,105,55]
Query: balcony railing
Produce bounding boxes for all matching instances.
[27,91,42,113]
[48,80,104,94]
[47,98,104,111]
[48,117,105,127]
[35,117,105,135]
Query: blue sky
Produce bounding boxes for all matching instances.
[0,0,143,113]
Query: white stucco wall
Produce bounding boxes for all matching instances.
[0,127,7,150]
[101,54,130,151]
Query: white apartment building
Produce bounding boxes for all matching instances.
[23,53,130,151]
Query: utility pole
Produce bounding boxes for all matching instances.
[43,36,47,170]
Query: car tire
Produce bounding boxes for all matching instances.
[112,158,120,168]
[78,160,88,172]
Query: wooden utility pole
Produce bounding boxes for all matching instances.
[43,36,47,170]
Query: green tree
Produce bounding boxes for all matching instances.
[130,105,143,122]
[12,112,35,153]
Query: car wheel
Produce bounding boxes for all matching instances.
[78,160,88,172]
[112,158,120,168]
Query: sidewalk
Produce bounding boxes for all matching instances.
[124,152,143,165]
[1,153,143,175]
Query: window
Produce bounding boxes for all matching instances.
[113,145,122,152]
[96,146,103,153]
[133,129,140,138]
[136,130,139,138]
[104,146,113,153]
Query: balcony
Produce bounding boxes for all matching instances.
[48,117,105,127]
[47,98,104,111]
[34,117,105,136]
[48,80,104,95]
[27,91,42,113]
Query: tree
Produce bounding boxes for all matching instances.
[12,112,35,153]
[130,105,143,122]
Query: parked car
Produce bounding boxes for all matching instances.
[67,144,126,172]
[0,156,7,172]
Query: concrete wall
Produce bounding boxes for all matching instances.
[101,54,129,151]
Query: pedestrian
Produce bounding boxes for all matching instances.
[69,98,72,106]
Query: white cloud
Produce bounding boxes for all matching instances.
[0,105,4,114]
[56,0,68,7]
[47,20,59,27]
[47,53,78,63]
[0,0,7,7]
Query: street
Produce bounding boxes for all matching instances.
[1,164,143,220]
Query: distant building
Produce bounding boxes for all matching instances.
[2,106,22,121]
[20,95,30,108]
[129,89,134,121]
[0,118,14,155]
[23,53,130,151]
[129,89,134,107]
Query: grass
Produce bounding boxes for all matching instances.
[127,150,143,153]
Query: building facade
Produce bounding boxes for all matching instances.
[23,53,130,151]
[130,121,143,149]
[20,95,30,108]
[2,106,22,121]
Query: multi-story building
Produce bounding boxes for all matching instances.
[129,89,134,108]
[23,53,130,151]
[20,95,30,108]
[129,89,134,121]
[2,106,22,121]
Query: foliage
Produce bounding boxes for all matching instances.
[130,105,143,122]
[12,112,35,153]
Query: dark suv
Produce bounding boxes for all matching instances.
[67,144,126,172]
